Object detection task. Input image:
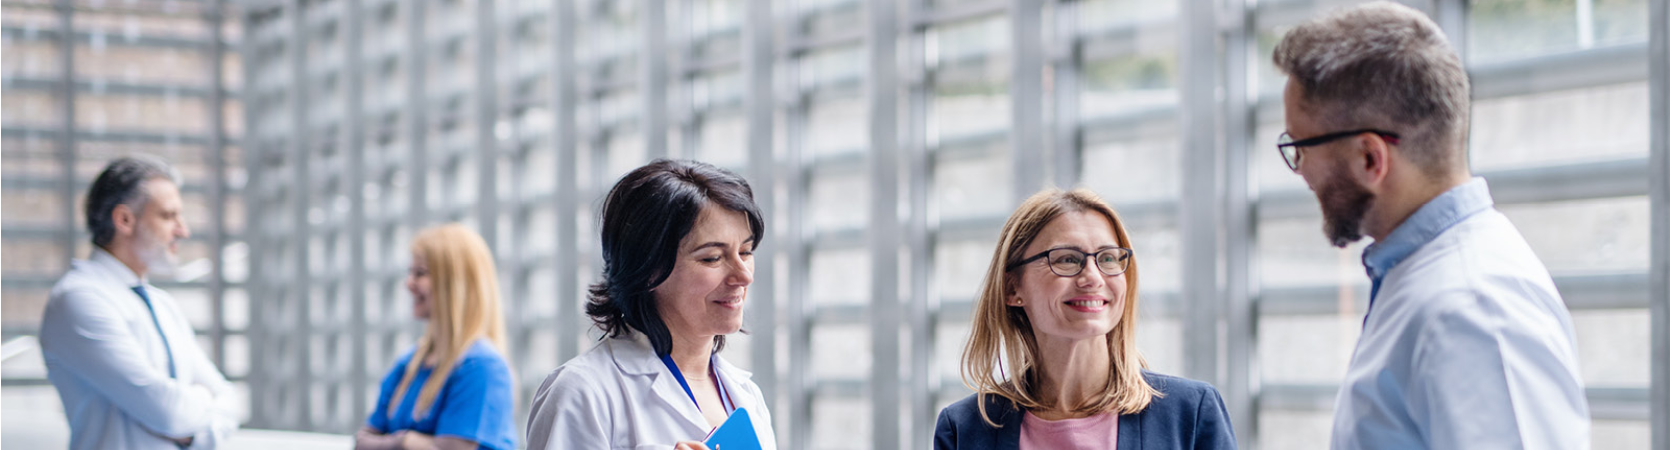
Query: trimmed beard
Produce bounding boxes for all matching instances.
[133,223,178,276]
[1319,162,1374,248]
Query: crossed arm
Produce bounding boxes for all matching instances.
[354,427,479,450]
[40,287,240,448]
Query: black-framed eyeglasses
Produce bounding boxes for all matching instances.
[1275,129,1401,172]
[1005,247,1134,277]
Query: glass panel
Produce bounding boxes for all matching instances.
[1080,0,1179,29]
[1498,196,1651,274]
[1259,408,1336,450]
[1470,82,1649,171]
[1470,0,1647,62]
[927,17,1010,142]
[933,150,1011,221]
[810,395,871,450]
[1081,128,1181,203]
[1259,314,1362,384]
[1570,309,1651,387]
[1080,51,1178,118]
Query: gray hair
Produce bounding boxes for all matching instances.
[85,155,183,248]
[1272,1,1470,177]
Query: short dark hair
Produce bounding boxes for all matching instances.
[85,156,182,248]
[585,159,765,356]
[1272,1,1471,178]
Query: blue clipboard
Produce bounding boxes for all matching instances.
[704,407,763,450]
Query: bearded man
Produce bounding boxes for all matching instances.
[40,156,239,449]
[1273,2,1590,449]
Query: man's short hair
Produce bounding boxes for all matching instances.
[1272,1,1470,177]
[85,155,182,247]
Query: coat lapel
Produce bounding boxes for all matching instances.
[606,332,710,432]
[986,394,1024,450]
[1117,411,1141,450]
[713,355,756,411]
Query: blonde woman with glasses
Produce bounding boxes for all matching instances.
[934,189,1236,450]
[356,224,517,450]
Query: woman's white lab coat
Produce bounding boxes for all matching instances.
[525,331,778,450]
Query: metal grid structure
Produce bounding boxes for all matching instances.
[0,0,1647,448]
[1,0,243,416]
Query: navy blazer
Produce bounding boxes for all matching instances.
[933,372,1236,450]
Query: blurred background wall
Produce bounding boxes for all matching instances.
[2,0,1667,449]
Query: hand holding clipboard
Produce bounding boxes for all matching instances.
[703,407,763,450]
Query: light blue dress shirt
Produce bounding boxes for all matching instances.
[1332,178,1590,450]
[40,248,239,450]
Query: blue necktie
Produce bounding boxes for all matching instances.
[131,286,176,379]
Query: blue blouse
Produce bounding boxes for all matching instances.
[367,339,517,450]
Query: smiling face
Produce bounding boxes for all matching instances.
[1007,210,1128,345]
[654,204,757,343]
[406,251,433,320]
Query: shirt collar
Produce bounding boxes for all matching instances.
[1362,177,1494,282]
[608,329,753,380]
[88,246,146,287]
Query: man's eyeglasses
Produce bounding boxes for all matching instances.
[1276,129,1400,172]
[1005,247,1134,277]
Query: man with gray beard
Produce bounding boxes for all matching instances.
[40,156,239,449]
[1272,2,1589,449]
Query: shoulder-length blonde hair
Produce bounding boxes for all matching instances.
[387,223,509,420]
[961,188,1158,426]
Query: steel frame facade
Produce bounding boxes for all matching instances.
[51,0,1652,447]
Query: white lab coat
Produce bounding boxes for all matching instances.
[39,248,240,450]
[525,330,778,450]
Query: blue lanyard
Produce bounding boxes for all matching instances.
[658,353,736,414]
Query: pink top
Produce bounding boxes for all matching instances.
[1019,411,1120,450]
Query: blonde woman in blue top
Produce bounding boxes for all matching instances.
[356,224,517,450]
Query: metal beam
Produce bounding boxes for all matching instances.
[642,0,668,159]
[1649,0,1669,445]
[342,0,370,432]
[0,127,215,146]
[866,0,901,447]
[903,0,934,443]
[56,0,76,263]
[0,26,221,49]
[208,0,229,371]
[1177,0,1224,388]
[1259,273,1653,315]
[475,0,499,251]
[407,0,431,226]
[2,77,234,98]
[1049,0,1080,189]
[287,0,314,429]
[551,0,581,368]
[236,6,267,428]
[1261,383,1651,421]
[1010,0,1044,202]
[742,0,778,442]
[1430,0,1467,64]
[1469,43,1648,100]
[1222,0,1258,444]
[1258,158,1653,221]
[782,18,814,448]
[909,0,1005,29]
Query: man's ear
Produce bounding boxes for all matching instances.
[1352,133,1393,190]
[112,204,137,236]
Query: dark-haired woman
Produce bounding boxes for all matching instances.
[525,159,777,450]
